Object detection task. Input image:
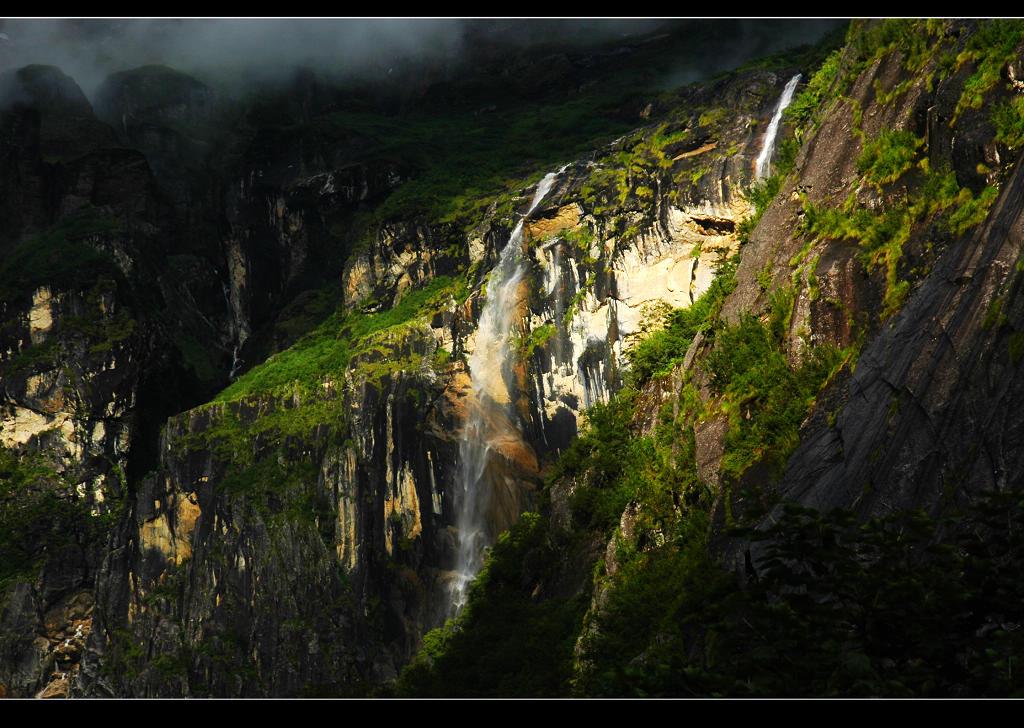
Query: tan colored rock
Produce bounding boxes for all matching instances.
[28,287,54,345]
[36,675,70,699]
[524,203,583,242]
[673,141,718,160]
[331,446,361,572]
[385,463,422,555]
[0,406,76,450]
[137,492,200,565]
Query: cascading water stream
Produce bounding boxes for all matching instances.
[754,73,802,180]
[449,167,564,616]
[220,279,243,379]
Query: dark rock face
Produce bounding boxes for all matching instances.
[0,65,117,163]
[75,327,460,696]
[93,65,219,212]
[94,65,216,131]
[711,27,1024,527]
[678,23,1024,604]
[0,172,154,698]
[0,63,230,698]
[780,158,1024,517]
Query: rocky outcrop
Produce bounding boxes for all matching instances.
[220,156,410,369]
[75,321,463,695]
[779,148,1024,517]
[0,65,228,699]
[710,21,1024,526]
[341,220,460,314]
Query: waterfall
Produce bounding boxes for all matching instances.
[450,166,564,616]
[220,279,242,379]
[754,73,802,180]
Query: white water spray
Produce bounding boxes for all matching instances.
[754,73,801,180]
[450,166,565,615]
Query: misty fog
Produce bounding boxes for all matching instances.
[0,18,844,102]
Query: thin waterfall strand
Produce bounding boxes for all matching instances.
[754,73,802,180]
[450,167,564,615]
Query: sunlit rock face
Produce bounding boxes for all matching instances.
[519,193,752,456]
[0,48,794,696]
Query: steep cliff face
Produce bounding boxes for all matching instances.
[64,59,799,695]
[0,70,173,697]
[20,18,1018,698]
[720,19,1024,521]
[0,63,287,698]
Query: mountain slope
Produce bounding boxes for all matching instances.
[397,18,1024,698]
[7,19,1024,698]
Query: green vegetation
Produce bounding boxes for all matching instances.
[784,48,842,131]
[551,389,643,533]
[400,283,853,694]
[577,121,694,216]
[216,274,465,402]
[838,20,1024,129]
[1010,332,1024,365]
[0,446,107,585]
[518,323,557,358]
[396,512,588,697]
[856,129,923,189]
[952,20,1024,120]
[561,273,597,329]
[26,17,1023,699]
[706,291,848,480]
[399,30,876,694]
[802,130,999,321]
[848,19,940,75]
[0,278,138,378]
[239,74,647,230]
[577,491,1024,697]
[737,173,785,242]
[0,206,125,304]
[993,96,1024,149]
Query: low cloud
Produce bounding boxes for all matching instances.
[0,19,842,101]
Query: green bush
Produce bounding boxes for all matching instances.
[784,48,842,130]
[552,390,639,532]
[856,130,923,188]
[953,20,1024,121]
[0,447,102,584]
[216,274,465,402]
[0,207,125,303]
[993,96,1024,149]
[704,287,846,481]
[577,488,1024,697]
[396,512,587,697]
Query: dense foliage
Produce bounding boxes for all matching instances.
[395,513,588,697]
[0,447,110,586]
[578,492,1024,697]
[0,207,125,305]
